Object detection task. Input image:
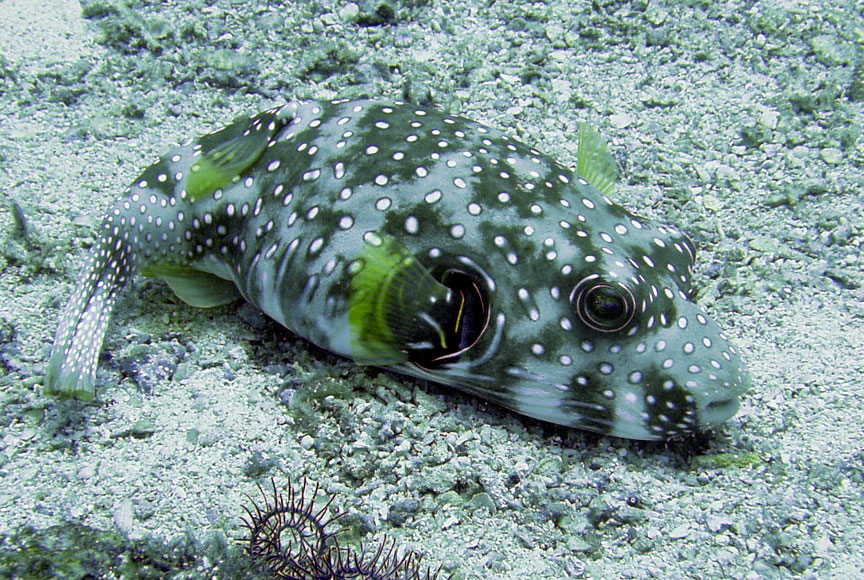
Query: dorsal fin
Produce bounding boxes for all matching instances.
[576,122,618,196]
[185,109,284,201]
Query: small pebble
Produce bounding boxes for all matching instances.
[820,147,842,164]
[113,499,134,535]
[610,112,633,129]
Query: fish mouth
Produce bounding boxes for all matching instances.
[700,397,742,428]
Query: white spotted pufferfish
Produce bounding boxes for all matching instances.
[45,98,749,440]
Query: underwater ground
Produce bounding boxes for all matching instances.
[1,0,862,578]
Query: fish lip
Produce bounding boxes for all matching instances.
[700,397,742,427]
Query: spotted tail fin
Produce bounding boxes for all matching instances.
[44,231,135,400]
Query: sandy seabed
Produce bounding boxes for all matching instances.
[0,1,862,578]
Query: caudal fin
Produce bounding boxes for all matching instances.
[44,232,134,400]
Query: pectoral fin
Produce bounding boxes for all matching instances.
[348,233,458,366]
[576,122,618,196]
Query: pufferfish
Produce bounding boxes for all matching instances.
[45,98,748,440]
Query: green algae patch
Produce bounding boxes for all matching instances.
[691,451,764,470]
[0,524,264,580]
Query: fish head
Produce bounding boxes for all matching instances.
[542,204,750,440]
[401,186,749,441]
[313,100,749,440]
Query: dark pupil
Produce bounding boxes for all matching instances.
[588,288,625,321]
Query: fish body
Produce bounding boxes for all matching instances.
[46,99,748,440]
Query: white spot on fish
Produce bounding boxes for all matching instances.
[309,238,324,255]
[376,197,391,211]
[363,231,383,246]
[404,216,419,234]
[425,190,442,204]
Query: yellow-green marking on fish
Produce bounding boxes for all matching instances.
[45,99,748,440]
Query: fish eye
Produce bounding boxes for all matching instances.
[570,275,635,332]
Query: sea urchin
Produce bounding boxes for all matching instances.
[240,478,339,579]
[240,479,447,580]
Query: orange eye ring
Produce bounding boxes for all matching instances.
[570,275,635,333]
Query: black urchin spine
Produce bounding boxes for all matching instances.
[240,479,448,580]
[240,478,339,579]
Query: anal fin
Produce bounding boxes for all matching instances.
[142,263,240,308]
